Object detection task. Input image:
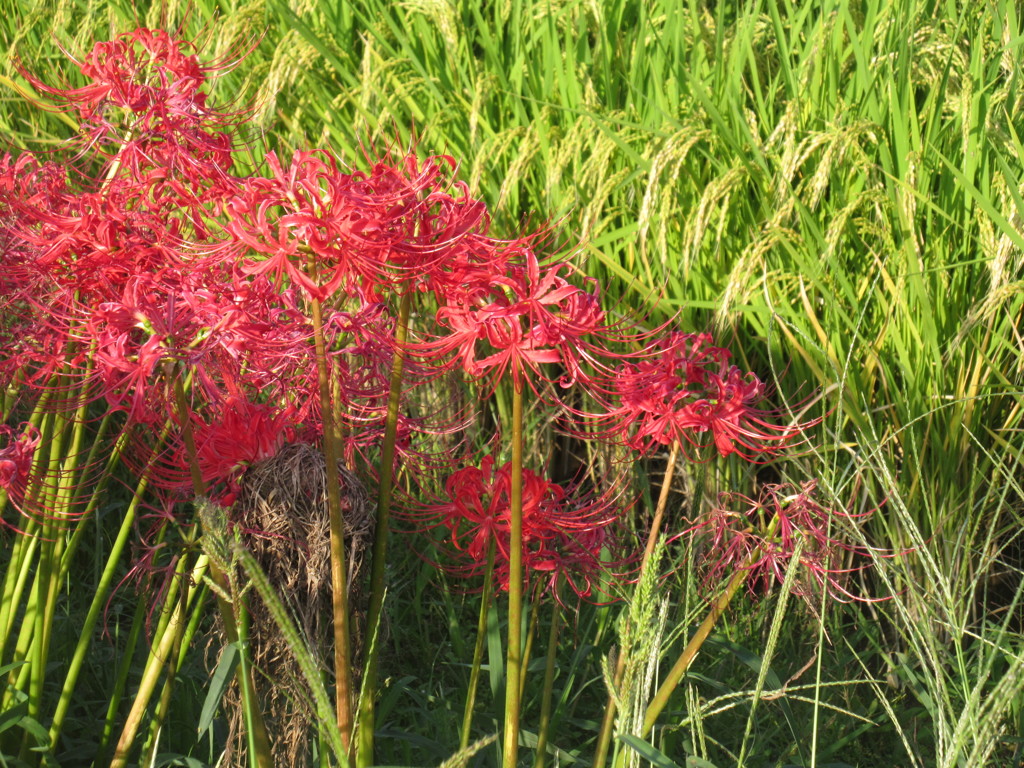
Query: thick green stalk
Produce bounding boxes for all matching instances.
[141,563,214,767]
[638,514,781,742]
[593,440,681,768]
[357,288,413,768]
[95,592,149,767]
[52,430,157,753]
[0,393,57,659]
[27,402,71,722]
[518,585,541,707]
[639,441,681,570]
[170,372,274,768]
[309,294,355,762]
[3,408,61,716]
[639,566,747,739]
[236,589,262,768]
[32,375,98,728]
[502,381,525,768]
[0,521,39,659]
[534,582,562,768]
[57,423,125,588]
[460,539,497,751]
[141,570,191,768]
[8,586,37,695]
[109,567,191,768]
[56,414,119,584]
[0,382,53,523]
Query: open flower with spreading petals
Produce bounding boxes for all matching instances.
[18,28,239,162]
[696,481,882,605]
[190,396,298,505]
[223,148,490,301]
[582,331,817,461]
[420,247,606,393]
[406,456,624,599]
[0,423,40,502]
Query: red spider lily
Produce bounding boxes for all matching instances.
[222,148,490,302]
[582,331,816,461]
[18,28,241,172]
[421,248,607,393]
[189,396,298,505]
[21,28,209,122]
[407,456,624,599]
[695,481,882,605]
[0,423,41,507]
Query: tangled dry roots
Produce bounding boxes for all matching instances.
[222,442,373,768]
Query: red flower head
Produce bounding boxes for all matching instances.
[409,456,622,599]
[19,27,239,163]
[0,423,41,514]
[191,396,298,505]
[36,28,209,123]
[696,481,882,605]
[423,248,606,394]
[585,332,816,461]
[224,148,490,302]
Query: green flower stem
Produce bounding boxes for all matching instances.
[26,405,67,721]
[178,580,211,669]
[639,441,681,570]
[66,407,113,504]
[534,581,563,768]
[593,439,681,768]
[309,293,355,763]
[357,288,413,768]
[57,420,125,586]
[109,558,195,768]
[0,370,17,422]
[169,371,274,768]
[2,404,61,704]
[6,577,37,699]
[519,585,541,707]
[639,514,781,741]
[142,560,213,768]
[49,425,159,748]
[0,391,57,653]
[142,570,191,767]
[639,565,747,740]
[95,586,149,766]
[30,529,63,720]
[236,588,263,768]
[0,383,56,524]
[0,520,39,659]
[502,380,526,768]
[32,374,93,721]
[170,368,206,498]
[460,539,497,751]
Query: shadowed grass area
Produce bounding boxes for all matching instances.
[1,0,1023,766]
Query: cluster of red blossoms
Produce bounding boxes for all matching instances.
[409,456,621,599]
[580,331,813,460]
[1,27,832,599]
[695,482,881,605]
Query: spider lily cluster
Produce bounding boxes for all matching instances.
[0,27,879,768]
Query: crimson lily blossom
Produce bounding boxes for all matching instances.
[696,481,882,605]
[190,396,298,505]
[583,331,816,461]
[408,455,623,599]
[423,248,606,393]
[0,423,41,513]
[223,148,490,302]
